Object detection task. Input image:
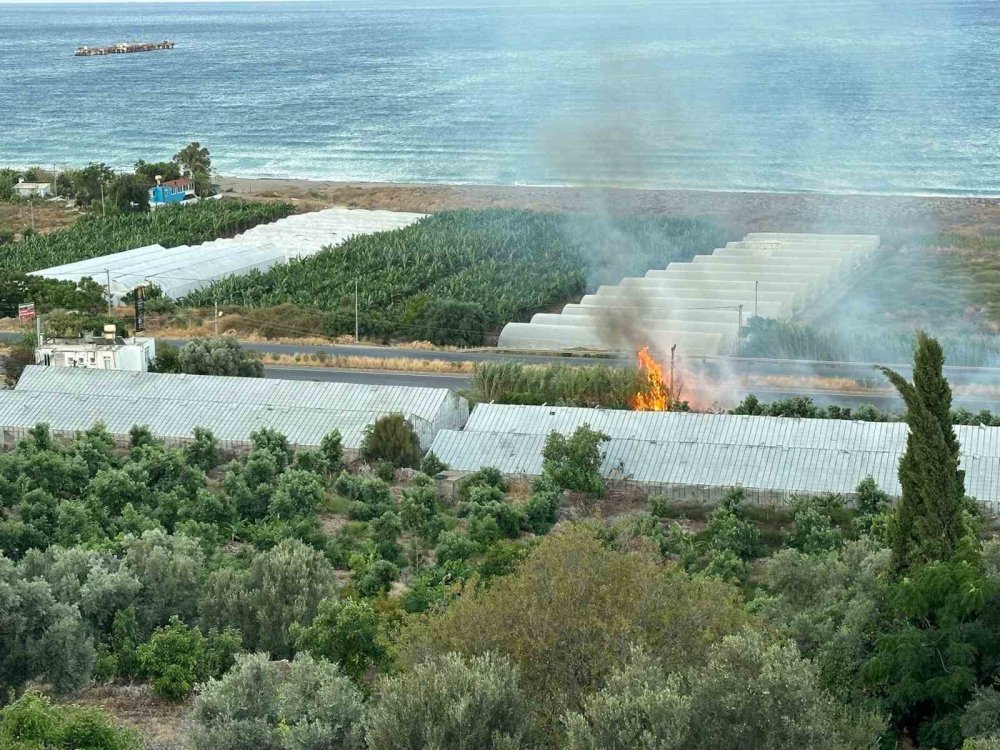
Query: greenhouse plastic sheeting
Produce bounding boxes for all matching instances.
[462,404,1000,457]
[431,404,1000,510]
[30,207,426,301]
[497,233,879,355]
[14,366,468,448]
[0,389,428,452]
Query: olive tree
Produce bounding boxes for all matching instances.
[185,652,365,750]
[200,540,337,658]
[365,652,534,750]
[177,336,264,378]
[684,630,883,750]
[397,525,745,725]
[0,556,96,699]
[563,648,691,750]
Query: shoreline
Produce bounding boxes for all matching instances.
[216,177,1000,235]
[218,175,1000,201]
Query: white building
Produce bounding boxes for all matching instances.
[35,327,156,372]
[13,180,52,199]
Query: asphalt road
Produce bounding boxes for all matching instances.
[5,331,998,384]
[162,339,1000,387]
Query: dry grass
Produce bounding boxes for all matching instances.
[0,201,80,239]
[742,374,881,392]
[67,682,188,748]
[262,351,475,374]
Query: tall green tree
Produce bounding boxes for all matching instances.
[173,142,211,176]
[108,173,149,213]
[879,333,968,573]
[133,160,182,187]
[172,142,212,196]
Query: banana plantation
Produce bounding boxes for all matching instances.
[0,200,293,273]
[184,209,727,342]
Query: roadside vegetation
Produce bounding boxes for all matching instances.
[182,211,728,346]
[0,336,998,750]
[151,337,264,378]
[469,361,653,409]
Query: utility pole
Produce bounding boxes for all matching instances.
[106,269,113,316]
[754,280,759,319]
[29,202,34,232]
[34,311,41,346]
[737,304,744,356]
[354,278,359,343]
[214,299,219,336]
[669,343,676,408]
[100,182,106,217]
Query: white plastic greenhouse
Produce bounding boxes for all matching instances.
[429,404,1000,510]
[7,365,468,452]
[30,207,427,301]
[497,232,880,356]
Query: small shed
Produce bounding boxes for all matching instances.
[13,181,52,199]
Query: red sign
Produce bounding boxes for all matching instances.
[17,303,35,321]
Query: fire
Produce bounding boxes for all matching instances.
[631,346,672,411]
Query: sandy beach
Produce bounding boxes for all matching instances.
[217,177,1000,237]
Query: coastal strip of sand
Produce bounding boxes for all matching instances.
[216,177,1000,236]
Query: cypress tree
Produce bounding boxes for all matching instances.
[879,333,967,574]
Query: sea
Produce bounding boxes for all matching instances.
[1,0,999,195]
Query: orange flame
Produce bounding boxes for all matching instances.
[631,346,671,411]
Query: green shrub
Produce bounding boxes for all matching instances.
[138,616,241,700]
[178,336,264,378]
[398,484,445,548]
[185,652,366,750]
[335,472,394,519]
[360,414,422,469]
[292,598,387,682]
[375,460,396,483]
[702,548,750,585]
[200,539,337,658]
[541,425,608,496]
[269,469,325,521]
[110,607,143,679]
[458,466,507,502]
[320,430,344,472]
[434,530,479,565]
[0,692,141,750]
[962,688,1000,741]
[353,558,399,598]
[788,502,843,555]
[420,451,447,476]
[562,648,690,750]
[705,501,761,561]
[524,489,561,535]
[468,514,502,548]
[460,499,524,540]
[410,298,489,346]
[290,449,326,475]
[185,428,220,472]
[365,652,534,750]
[250,428,293,468]
[477,540,531,581]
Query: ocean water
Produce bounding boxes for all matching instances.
[1,0,999,195]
